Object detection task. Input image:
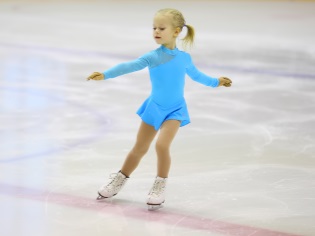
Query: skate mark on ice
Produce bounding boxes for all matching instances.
[1,42,315,79]
[0,86,110,163]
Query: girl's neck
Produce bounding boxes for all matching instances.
[162,42,176,50]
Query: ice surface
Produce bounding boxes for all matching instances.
[0,1,314,236]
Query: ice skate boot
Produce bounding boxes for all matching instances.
[147,177,167,211]
[97,171,129,200]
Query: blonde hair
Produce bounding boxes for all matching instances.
[156,8,195,49]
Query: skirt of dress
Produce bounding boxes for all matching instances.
[136,97,190,130]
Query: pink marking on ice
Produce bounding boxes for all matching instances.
[0,183,302,236]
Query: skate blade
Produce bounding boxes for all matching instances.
[96,192,116,200]
[96,195,106,200]
[147,204,163,211]
[96,193,108,200]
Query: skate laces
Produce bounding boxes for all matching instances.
[106,173,126,191]
[150,179,166,196]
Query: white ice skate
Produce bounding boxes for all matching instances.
[97,171,129,200]
[147,177,167,211]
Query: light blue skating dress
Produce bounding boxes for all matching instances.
[103,45,219,130]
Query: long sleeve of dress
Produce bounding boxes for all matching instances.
[186,56,219,87]
[103,55,150,79]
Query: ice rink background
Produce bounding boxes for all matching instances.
[0,0,315,235]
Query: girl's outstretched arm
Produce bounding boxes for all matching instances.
[86,54,150,81]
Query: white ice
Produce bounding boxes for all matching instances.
[0,1,315,236]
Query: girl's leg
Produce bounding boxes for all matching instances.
[155,119,181,178]
[120,121,158,177]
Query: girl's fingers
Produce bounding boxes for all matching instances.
[224,77,232,83]
[223,78,232,87]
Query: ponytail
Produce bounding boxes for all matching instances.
[182,24,195,50]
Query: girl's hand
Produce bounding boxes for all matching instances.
[218,77,232,87]
[87,72,104,81]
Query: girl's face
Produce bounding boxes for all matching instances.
[153,13,181,49]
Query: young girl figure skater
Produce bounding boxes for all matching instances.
[87,8,232,210]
